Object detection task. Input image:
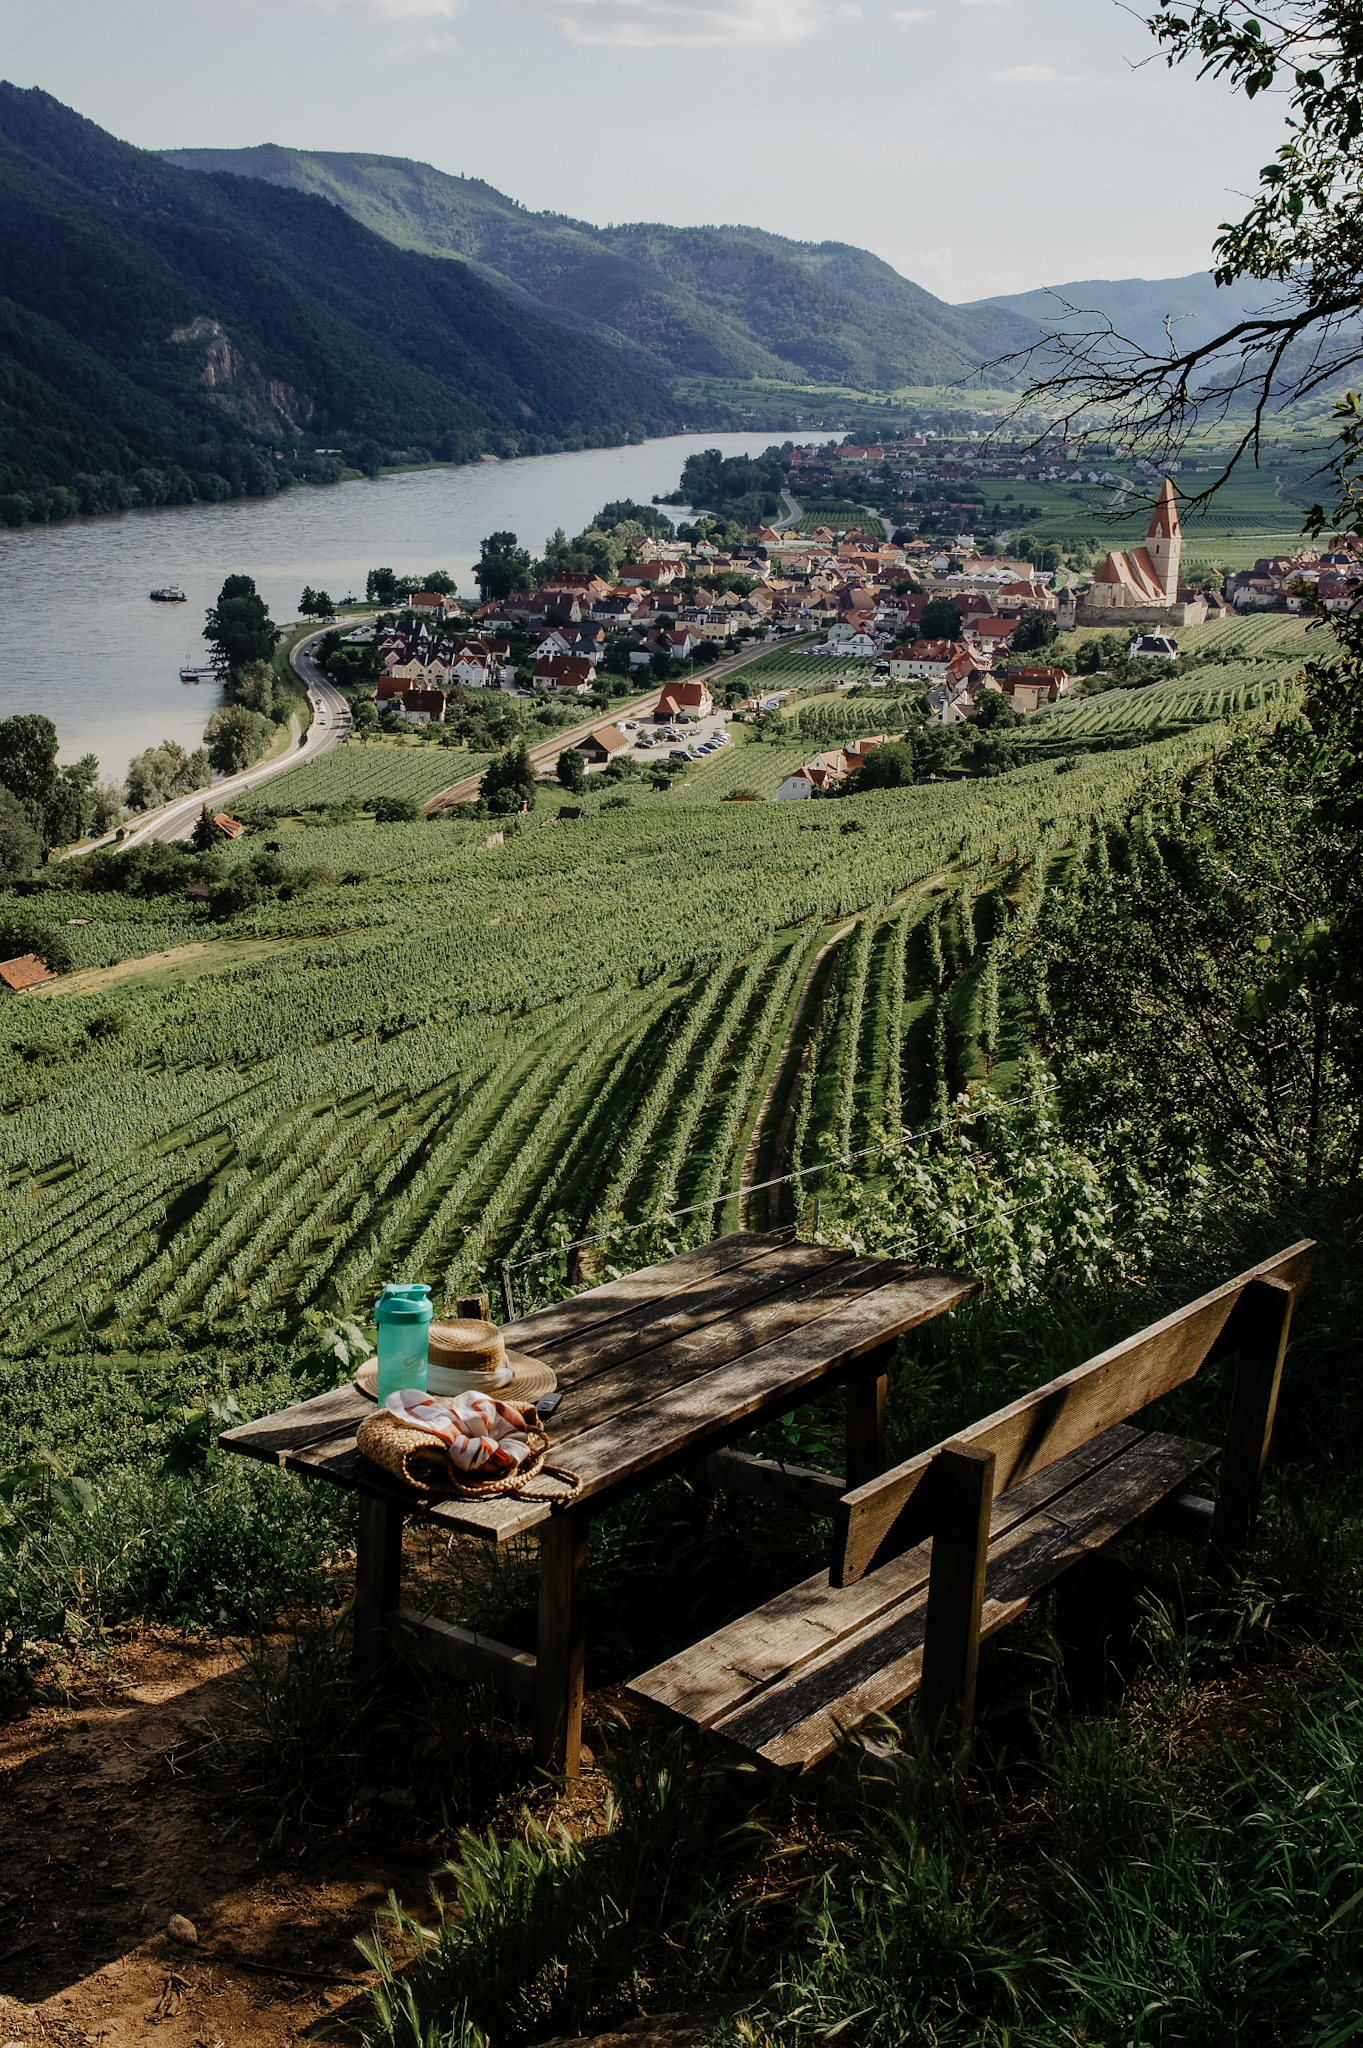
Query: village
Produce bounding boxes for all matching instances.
[322,438,1359,803]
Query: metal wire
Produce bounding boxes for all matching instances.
[503,1091,1036,1275]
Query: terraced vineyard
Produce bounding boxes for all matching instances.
[0,719,1250,1338]
[1028,663,1304,744]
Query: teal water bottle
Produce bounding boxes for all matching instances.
[374,1284,433,1404]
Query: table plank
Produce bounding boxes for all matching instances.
[517,1241,852,1389]
[221,1383,370,1465]
[500,1230,797,1354]
[428,1263,977,1543]
[544,1253,912,1443]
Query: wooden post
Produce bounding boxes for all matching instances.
[353,1495,404,1690]
[918,1442,995,1745]
[845,1342,892,1491]
[456,1293,491,1322]
[534,1509,589,1777]
[1213,1276,1295,1571]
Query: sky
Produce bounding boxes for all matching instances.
[0,0,1289,303]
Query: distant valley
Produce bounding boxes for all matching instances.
[0,82,1262,538]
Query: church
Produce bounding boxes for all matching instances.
[1074,476,1210,627]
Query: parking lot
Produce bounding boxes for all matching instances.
[619,708,733,762]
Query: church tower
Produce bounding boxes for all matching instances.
[1145,475,1181,603]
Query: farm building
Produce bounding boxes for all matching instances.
[0,954,56,991]
[578,725,631,768]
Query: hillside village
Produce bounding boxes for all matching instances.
[326,435,1363,801]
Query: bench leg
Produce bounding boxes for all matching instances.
[845,1343,892,1490]
[919,1442,995,1748]
[1213,1276,1294,1572]
[534,1509,589,1778]
[353,1496,404,1691]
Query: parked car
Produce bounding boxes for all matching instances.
[623,720,638,729]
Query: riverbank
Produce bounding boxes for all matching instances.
[0,434,778,783]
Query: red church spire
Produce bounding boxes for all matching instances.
[1147,475,1180,540]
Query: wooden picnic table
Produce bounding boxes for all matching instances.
[219,1229,977,1775]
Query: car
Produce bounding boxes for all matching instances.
[623,720,638,729]
[669,748,691,761]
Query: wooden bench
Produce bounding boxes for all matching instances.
[629,1241,1314,1773]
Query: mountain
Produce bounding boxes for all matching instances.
[0,86,680,524]
[158,146,1041,391]
[968,272,1282,358]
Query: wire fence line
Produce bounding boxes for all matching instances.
[494,1092,1036,1320]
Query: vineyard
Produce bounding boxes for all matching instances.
[1027,663,1305,744]
[242,739,496,815]
[795,502,886,537]
[0,715,1256,1345]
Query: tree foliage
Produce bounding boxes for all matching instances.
[204,576,278,679]
[204,705,272,777]
[1013,1,1363,480]
[475,533,534,602]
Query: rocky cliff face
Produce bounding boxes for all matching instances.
[169,318,315,433]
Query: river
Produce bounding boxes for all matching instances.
[0,432,778,778]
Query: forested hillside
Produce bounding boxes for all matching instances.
[0,86,681,526]
[159,145,1041,389]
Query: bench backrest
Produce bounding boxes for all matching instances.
[833,1240,1316,1587]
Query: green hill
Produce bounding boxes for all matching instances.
[0,86,681,523]
[158,146,1041,390]
[969,271,1281,358]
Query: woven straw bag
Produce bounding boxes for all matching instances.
[355,1409,581,1503]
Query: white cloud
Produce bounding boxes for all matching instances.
[305,0,458,17]
[891,7,934,19]
[508,0,827,44]
[839,4,864,16]
[903,245,954,275]
[988,61,1101,83]
[385,28,460,47]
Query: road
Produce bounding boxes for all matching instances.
[424,632,808,812]
[108,631,352,851]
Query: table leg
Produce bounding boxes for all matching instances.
[845,1343,892,1489]
[534,1509,589,1778]
[353,1495,404,1691]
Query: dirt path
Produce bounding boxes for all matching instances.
[0,1630,434,2047]
[27,940,295,1001]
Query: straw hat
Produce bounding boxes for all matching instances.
[356,1317,557,1406]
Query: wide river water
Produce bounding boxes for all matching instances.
[0,432,777,777]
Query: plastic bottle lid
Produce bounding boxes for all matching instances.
[375,1282,433,1323]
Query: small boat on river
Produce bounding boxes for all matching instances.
[150,585,187,603]
[179,663,217,682]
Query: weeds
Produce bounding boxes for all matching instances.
[356,1728,760,2045]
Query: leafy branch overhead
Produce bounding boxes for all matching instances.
[1006,2,1363,495]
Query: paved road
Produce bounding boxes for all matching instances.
[424,632,809,812]
[107,631,352,851]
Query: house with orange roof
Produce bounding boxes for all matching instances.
[0,953,57,992]
[997,667,1069,714]
[654,678,714,722]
